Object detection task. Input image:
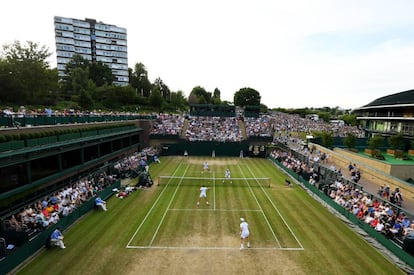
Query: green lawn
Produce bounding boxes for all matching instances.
[16,157,405,275]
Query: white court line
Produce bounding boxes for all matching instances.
[169,208,263,212]
[127,158,304,251]
[245,159,304,249]
[149,165,190,246]
[237,164,282,248]
[127,245,304,251]
[213,171,216,210]
[126,160,186,248]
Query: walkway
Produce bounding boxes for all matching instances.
[288,141,414,215]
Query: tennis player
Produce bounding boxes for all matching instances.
[240,218,251,250]
[202,161,209,174]
[223,168,232,183]
[197,185,209,207]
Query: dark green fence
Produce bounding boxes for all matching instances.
[161,141,249,157]
[0,114,155,128]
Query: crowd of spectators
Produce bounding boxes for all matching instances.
[5,170,116,234]
[4,147,159,237]
[272,112,364,138]
[328,178,411,241]
[1,106,151,118]
[244,115,273,137]
[270,149,316,181]
[150,113,184,136]
[147,111,363,142]
[149,111,364,141]
[270,147,411,245]
[113,147,159,178]
[185,116,243,142]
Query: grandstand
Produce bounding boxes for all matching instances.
[149,104,272,157]
[2,108,414,274]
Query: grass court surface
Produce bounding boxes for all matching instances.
[17,157,404,275]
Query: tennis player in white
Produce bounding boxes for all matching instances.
[223,168,232,183]
[202,161,209,174]
[197,185,209,207]
[240,218,251,250]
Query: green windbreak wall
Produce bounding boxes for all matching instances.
[160,141,249,157]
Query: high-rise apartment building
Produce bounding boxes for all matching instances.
[54,16,128,86]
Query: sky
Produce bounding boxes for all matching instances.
[2,0,414,110]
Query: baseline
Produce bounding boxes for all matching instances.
[127,245,304,251]
[126,162,188,248]
[237,164,282,248]
[245,159,304,249]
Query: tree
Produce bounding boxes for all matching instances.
[367,135,385,159]
[188,92,199,105]
[129,63,152,97]
[340,113,357,126]
[62,54,90,97]
[388,133,404,150]
[149,87,164,112]
[89,61,114,87]
[321,132,334,148]
[153,77,170,100]
[259,103,268,113]
[0,41,58,105]
[317,112,330,122]
[368,135,384,150]
[212,88,221,104]
[233,87,261,107]
[78,89,94,109]
[100,85,136,109]
[1,41,50,68]
[344,133,356,149]
[169,90,188,111]
[188,86,211,104]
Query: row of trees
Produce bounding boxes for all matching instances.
[315,131,414,160]
[0,41,263,113]
[276,106,357,126]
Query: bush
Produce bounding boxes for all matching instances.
[19,133,30,140]
[344,133,356,149]
[388,133,404,150]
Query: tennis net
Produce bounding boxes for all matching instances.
[157,176,270,188]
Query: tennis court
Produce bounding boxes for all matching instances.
[16,156,405,275]
[127,158,303,250]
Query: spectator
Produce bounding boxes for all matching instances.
[8,215,22,231]
[95,196,107,211]
[50,227,66,249]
